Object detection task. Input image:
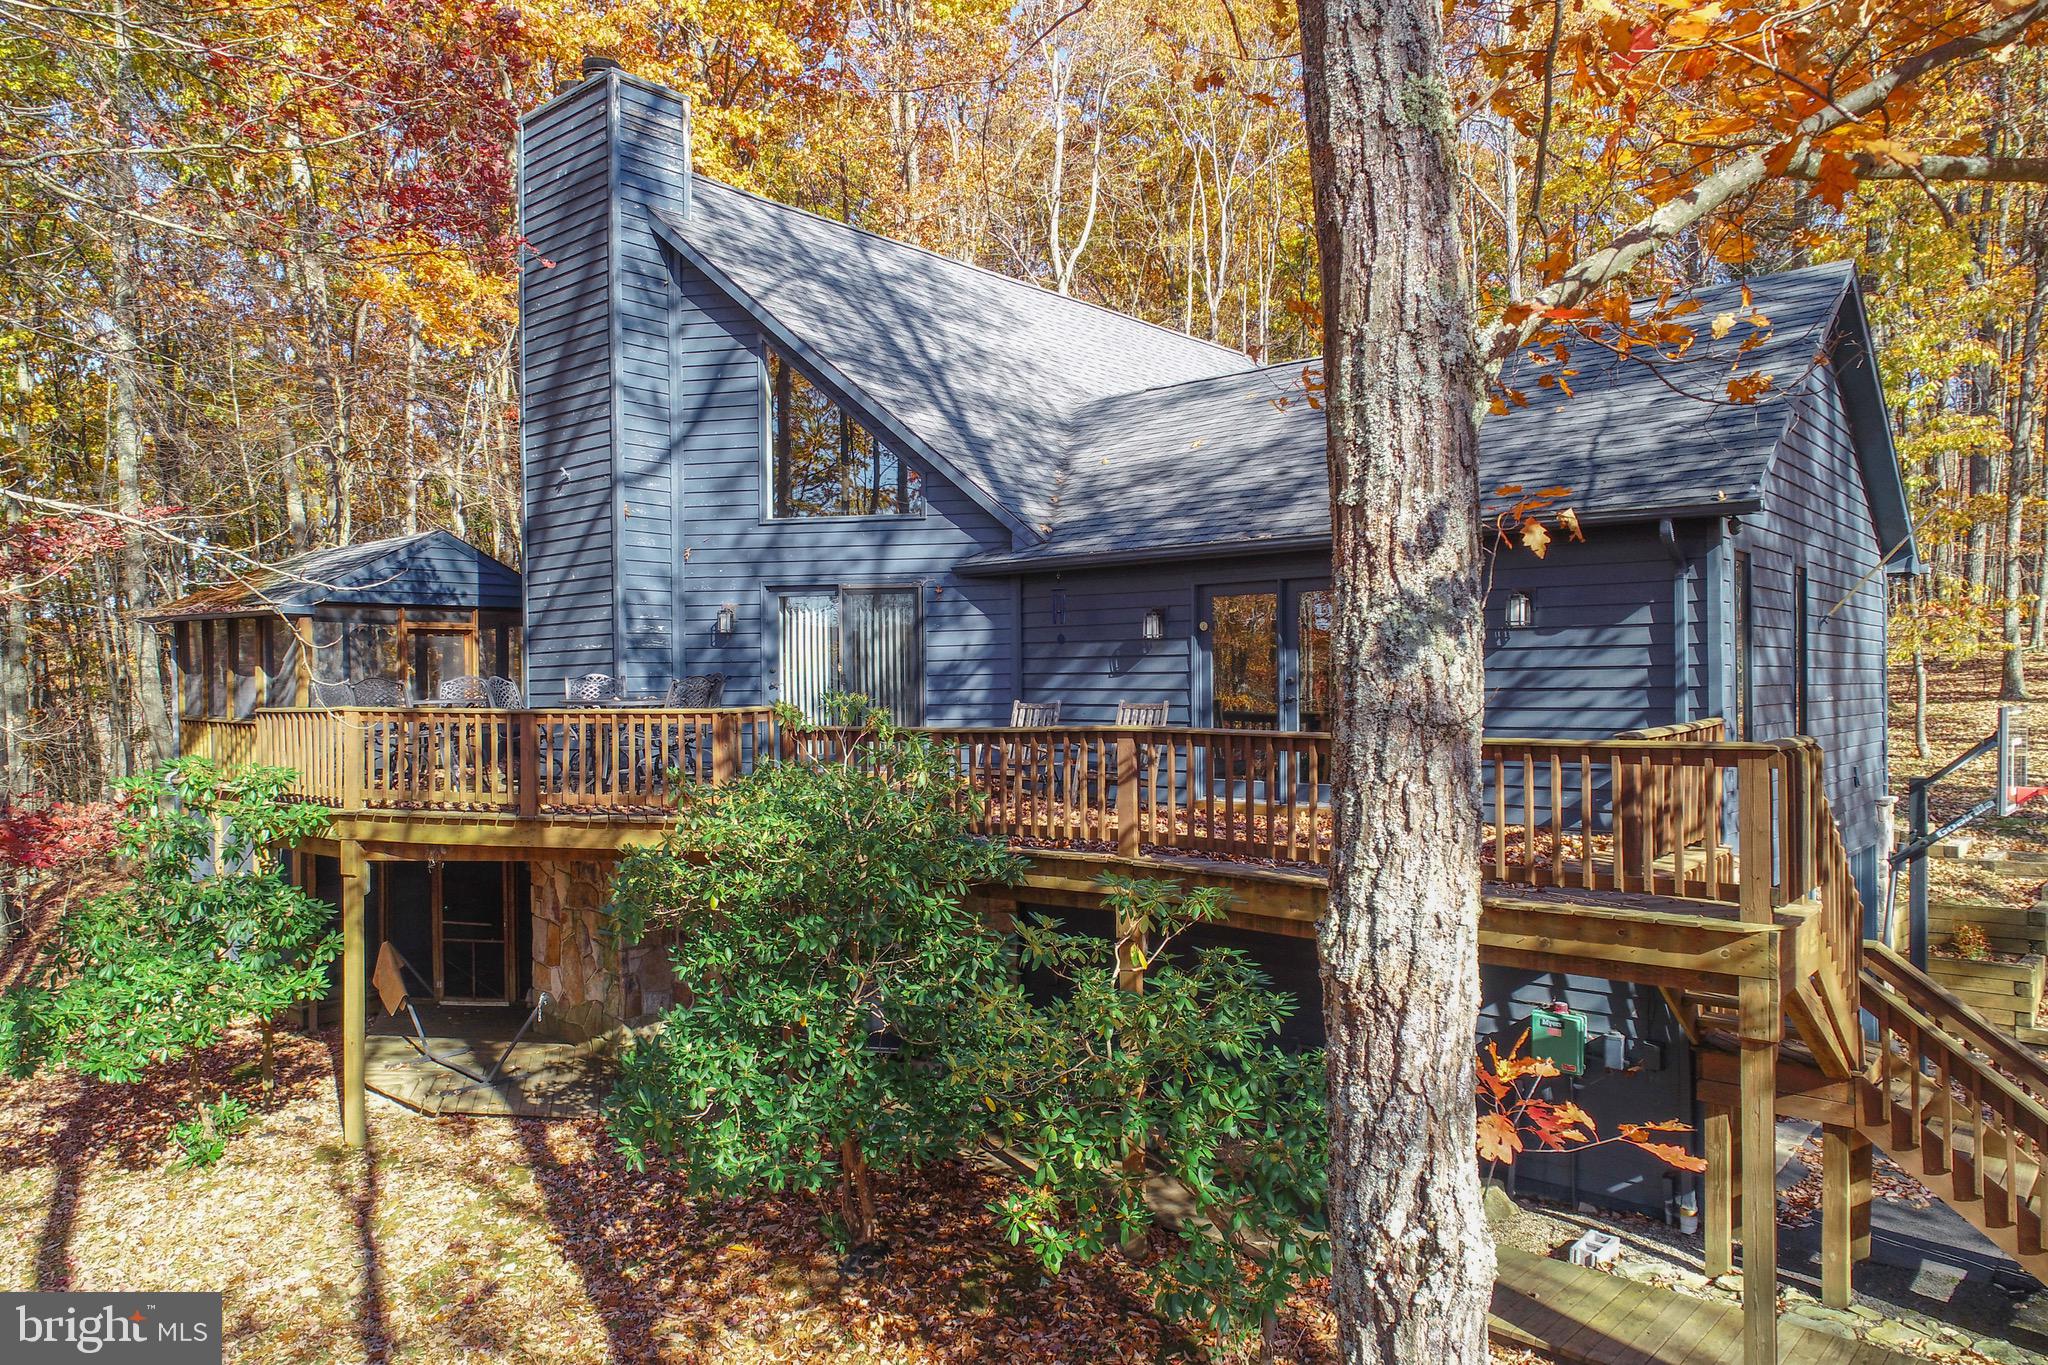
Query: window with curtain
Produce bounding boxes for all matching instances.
[768,349,923,518]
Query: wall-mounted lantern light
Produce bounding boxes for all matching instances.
[1142,607,1167,641]
[1505,591,1534,630]
[714,605,737,640]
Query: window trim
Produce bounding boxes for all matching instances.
[1733,550,1753,741]
[757,345,929,525]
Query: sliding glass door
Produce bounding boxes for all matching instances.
[777,586,924,725]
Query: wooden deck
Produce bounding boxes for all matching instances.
[1490,1246,1916,1365]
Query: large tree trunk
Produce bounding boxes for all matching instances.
[109,0,174,771]
[1297,1,1494,1359]
[2000,231,2047,701]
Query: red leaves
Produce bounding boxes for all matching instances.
[0,800,119,872]
[1477,1033,1703,1172]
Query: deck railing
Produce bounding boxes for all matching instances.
[178,709,1857,928]
[181,705,1863,1047]
[183,707,781,816]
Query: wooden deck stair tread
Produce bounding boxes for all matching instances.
[1489,1246,1919,1364]
[1856,947,2048,1285]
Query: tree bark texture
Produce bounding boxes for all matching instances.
[1297,1,1495,1360]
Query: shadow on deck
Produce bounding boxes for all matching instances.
[364,1004,615,1119]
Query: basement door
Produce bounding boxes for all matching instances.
[372,860,516,1005]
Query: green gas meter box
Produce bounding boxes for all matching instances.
[1529,1006,1588,1076]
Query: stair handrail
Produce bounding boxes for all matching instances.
[1863,939,2048,1105]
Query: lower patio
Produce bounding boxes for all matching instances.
[364,1002,616,1119]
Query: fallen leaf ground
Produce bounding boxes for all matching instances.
[1890,653,2048,907]
[0,1025,1340,1364]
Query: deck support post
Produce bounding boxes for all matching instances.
[1737,978,1779,1365]
[713,711,739,785]
[1704,1104,1736,1278]
[340,837,367,1149]
[1114,736,1139,859]
[1821,1123,1872,1308]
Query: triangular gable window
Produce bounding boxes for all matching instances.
[768,348,925,518]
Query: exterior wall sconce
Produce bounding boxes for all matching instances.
[714,604,737,640]
[1142,607,1167,641]
[1505,591,1534,630]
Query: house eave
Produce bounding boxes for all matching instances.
[957,500,1760,575]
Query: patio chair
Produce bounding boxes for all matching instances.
[661,673,726,708]
[312,678,355,708]
[1114,701,1170,823]
[352,677,406,707]
[428,675,491,708]
[1010,699,1062,726]
[652,675,727,785]
[1006,700,1063,802]
[565,672,623,705]
[483,676,525,709]
[373,941,551,1095]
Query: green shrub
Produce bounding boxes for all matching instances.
[605,695,1022,1246]
[0,759,336,1083]
[962,874,1330,1350]
[171,1094,254,1170]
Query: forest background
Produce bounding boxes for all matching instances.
[0,0,2040,800]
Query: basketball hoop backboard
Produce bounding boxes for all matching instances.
[1999,705,2046,816]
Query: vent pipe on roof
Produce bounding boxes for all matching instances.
[582,54,622,77]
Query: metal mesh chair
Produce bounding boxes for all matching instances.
[431,675,491,707]
[352,677,406,707]
[565,673,623,705]
[484,675,525,709]
[661,673,726,708]
[312,679,355,708]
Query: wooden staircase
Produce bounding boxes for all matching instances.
[1858,940,2048,1283]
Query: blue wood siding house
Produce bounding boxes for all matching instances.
[516,62,1914,885]
[514,67,1917,1216]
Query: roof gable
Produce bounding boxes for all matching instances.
[653,178,1255,537]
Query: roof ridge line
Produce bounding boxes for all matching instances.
[682,174,1257,369]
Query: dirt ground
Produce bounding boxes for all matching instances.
[0,1025,1346,1365]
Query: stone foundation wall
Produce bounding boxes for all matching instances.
[530,859,678,1040]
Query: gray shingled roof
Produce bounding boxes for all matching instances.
[962,262,1905,570]
[655,187,1905,573]
[151,530,521,619]
[654,179,1255,534]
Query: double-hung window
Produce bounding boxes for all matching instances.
[767,348,923,518]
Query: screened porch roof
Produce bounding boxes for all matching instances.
[150,531,521,621]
